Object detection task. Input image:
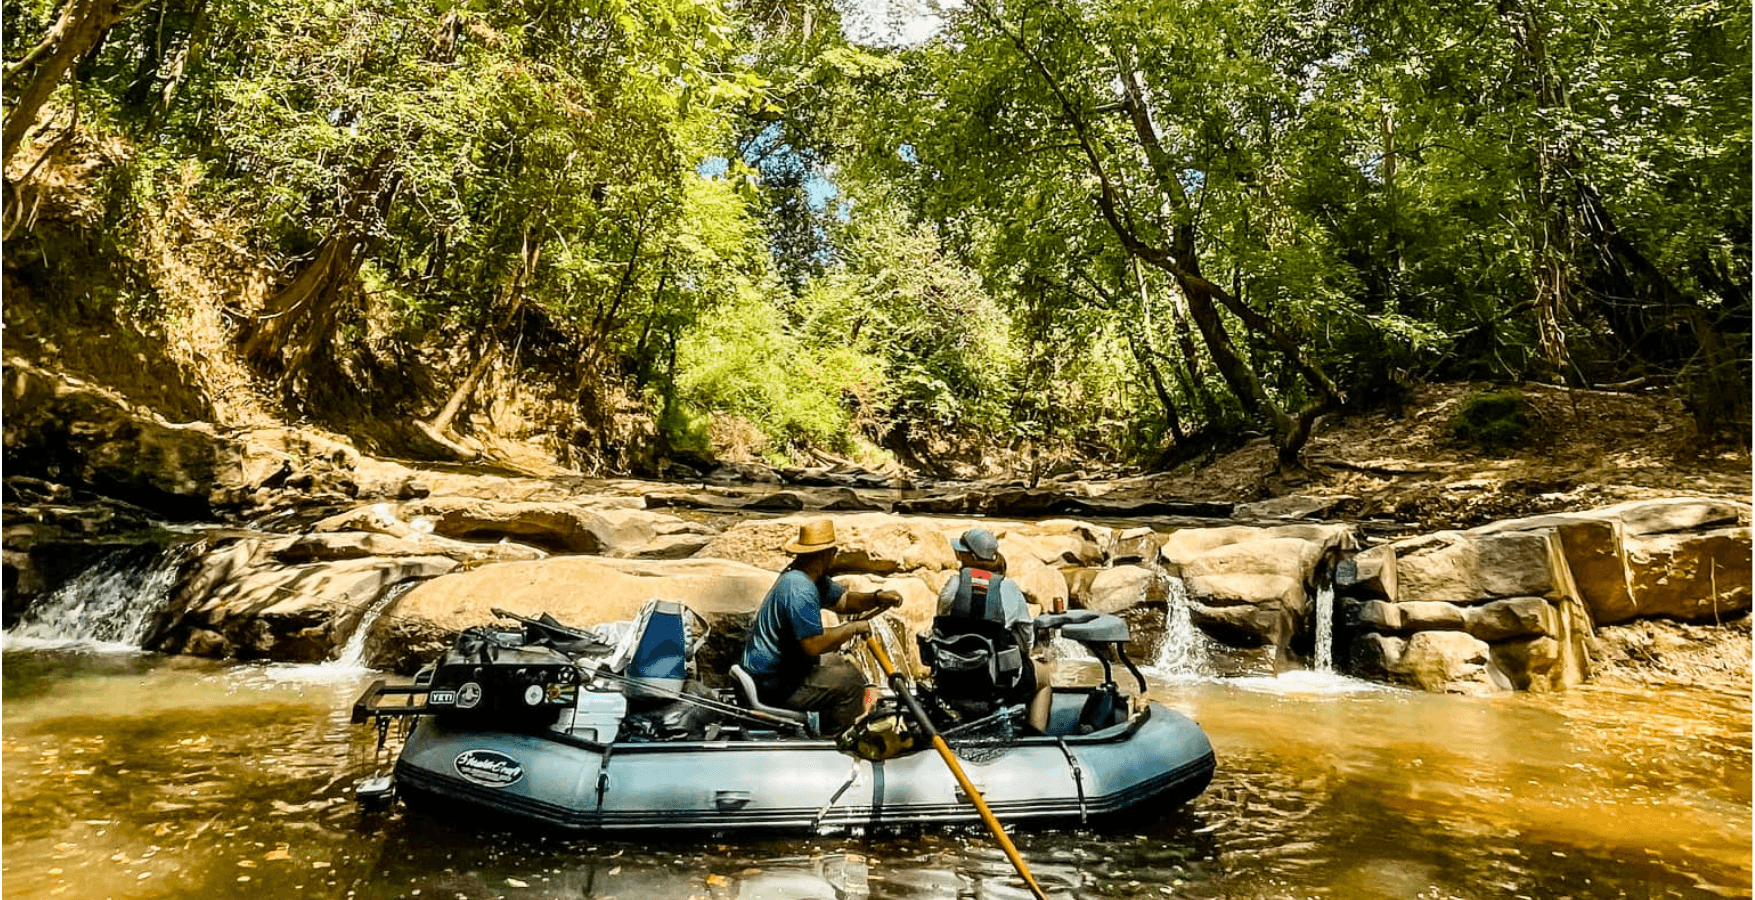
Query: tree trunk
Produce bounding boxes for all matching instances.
[1500,0,1581,382]
[237,147,395,377]
[426,235,540,439]
[3,0,136,165]
[968,0,1342,466]
[1165,282,1216,422]
[1129,260,1184,444]
[150,0,206,123]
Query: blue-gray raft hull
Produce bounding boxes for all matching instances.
[391,702,1216,833]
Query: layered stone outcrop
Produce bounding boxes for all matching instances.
[156,539,459,662]
[3,360,433,517]
[312,498,718,559]
[1337,497,1749,693]
[379,556,785,678]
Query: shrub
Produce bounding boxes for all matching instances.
[1449,389,1533,451]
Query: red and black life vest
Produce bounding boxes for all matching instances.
[921,567,1027,701]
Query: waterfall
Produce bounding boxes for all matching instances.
[328,580,421,669]
[847,615,912,690]
[1313,580,1336,674]
[1152,570,1209,678]
[6,543,196,648]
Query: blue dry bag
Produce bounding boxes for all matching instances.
[625,600,689,699]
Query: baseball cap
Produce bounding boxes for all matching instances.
[952,528,1000,562]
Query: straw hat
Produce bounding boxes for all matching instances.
[783,519,838,554]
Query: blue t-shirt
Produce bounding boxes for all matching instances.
[741,569,847,696]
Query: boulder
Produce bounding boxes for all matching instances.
[1231,494,1349,522]
[265,531,547,566]
[1030,520,1113,566]
[998,521,1110,568]
[1398,600,1467,632]
[1623,527,1753,622]
[834,572,939,636]
[314,499,713,558]
[1084,565,1168,614]
[1463,597,1555,642]
[1175,532,1357,655]
[1545,519,1633,626]
[1398,631,1508,695]
[1161,524,1355,578]
[1471,515,1633,625]
[1391,531,1559,604]
[1589,497,1745,536]
[707,462,783,485]
[1160,526,1267,573]
[164,553,458,662]
[1005,556,1069,614]
[1474,498,1745,539]
[1108,527,1162,566]
[1489,636,1563,692]
[1181,538,1312,609]
[623,533,715,560]
[1189,601,1285,651]
[1062,567,1101,607]
[1335,544,1398,602]
[1469,499,1751,625]
[1357,600,1402,633]
[379,556,783,677]
[391,556,777,635]
[1348,632,1407,681]
[820,488,888,512]
[698,514,960,575]
[743,491,808,511]
[3,362,248,518]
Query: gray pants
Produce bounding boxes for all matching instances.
[778,656,869,734]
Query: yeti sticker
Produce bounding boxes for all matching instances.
[455,750,524,787]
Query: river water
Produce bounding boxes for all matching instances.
[3,646,1747,900]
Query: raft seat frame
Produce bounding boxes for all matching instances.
[727,664,819,737]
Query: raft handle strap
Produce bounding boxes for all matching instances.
[594,741,616,816]
[812,759,864,831]
[1053,736,1087,825]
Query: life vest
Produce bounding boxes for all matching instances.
[919,568,1026,702]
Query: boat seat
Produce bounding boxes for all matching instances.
[728,665,819,737]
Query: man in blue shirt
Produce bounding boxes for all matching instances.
[741,519,901,733]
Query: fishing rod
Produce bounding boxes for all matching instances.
[577,666,814,734]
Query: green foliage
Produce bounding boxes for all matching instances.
[6,0,1745,465]
[673,287,875,454]
[1448,390,1535,451]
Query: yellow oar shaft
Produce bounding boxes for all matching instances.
[862,634,1049,900]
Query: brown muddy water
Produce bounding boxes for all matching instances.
[2,648,1748,900]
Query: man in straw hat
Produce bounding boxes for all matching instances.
[740,519,902,733]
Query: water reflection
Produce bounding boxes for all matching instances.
[3,648,1748,900]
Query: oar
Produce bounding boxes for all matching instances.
[859,630,1051,900]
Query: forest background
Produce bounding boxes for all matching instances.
[2,0,1749,482]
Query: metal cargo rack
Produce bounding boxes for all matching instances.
[351,680,439,724]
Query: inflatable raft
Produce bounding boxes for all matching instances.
[352,606,1216,833]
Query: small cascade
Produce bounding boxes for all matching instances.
[848,615,913,689]
[1312,580,1336,674]
[1152,570,1210,678]
[1048,631,1093,662]
[329,580,421,669]
[6,543,196,648]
